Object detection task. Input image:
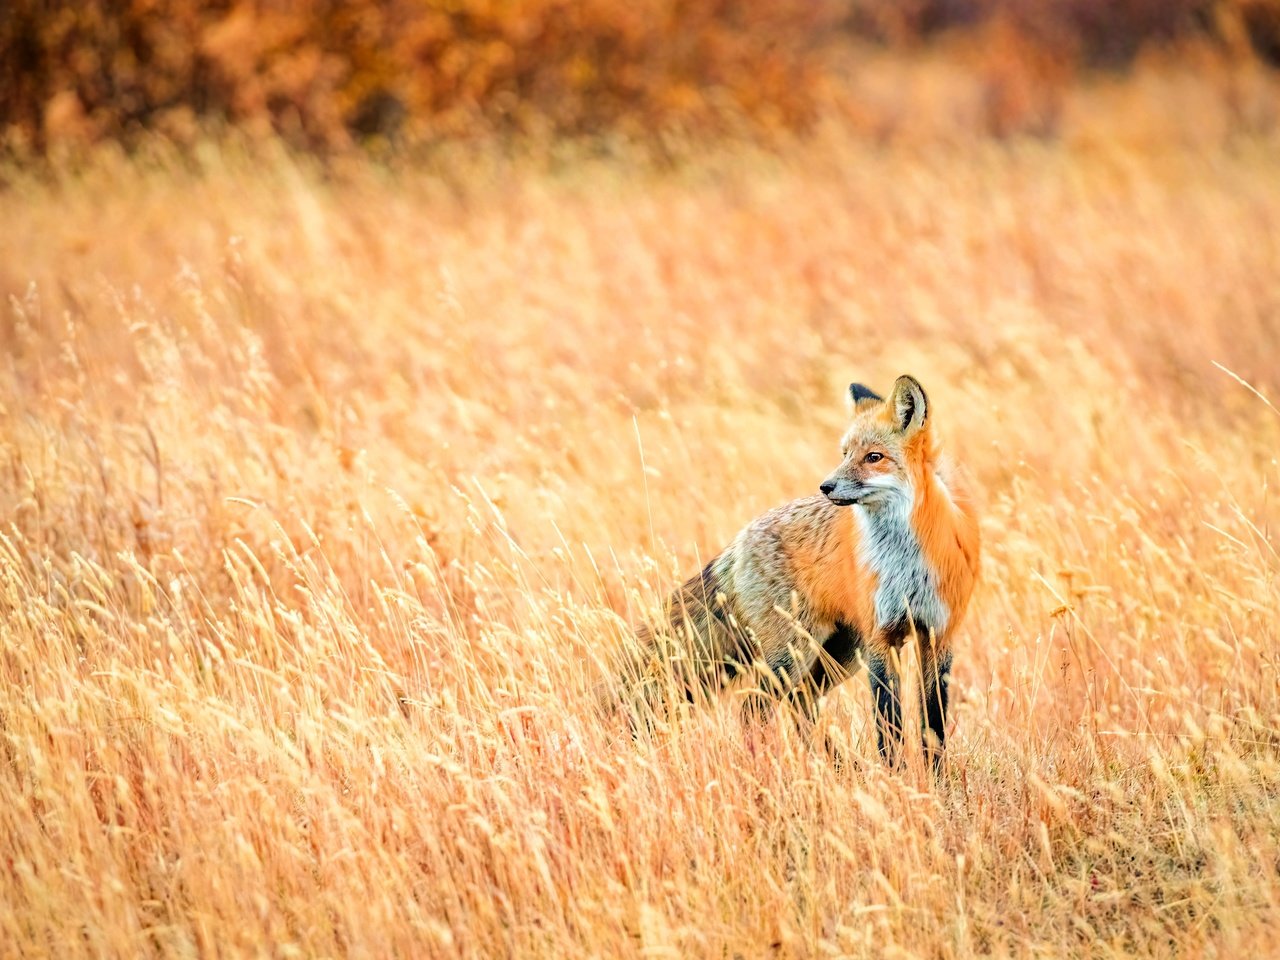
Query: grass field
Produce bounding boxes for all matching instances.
[2,116,1280,957]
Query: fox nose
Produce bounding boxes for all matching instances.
[819,480,837,496]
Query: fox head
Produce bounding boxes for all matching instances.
[820,375,933,508]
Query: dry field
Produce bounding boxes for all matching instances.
[2,117,1280,957]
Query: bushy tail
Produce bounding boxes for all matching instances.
[605,555,755,728]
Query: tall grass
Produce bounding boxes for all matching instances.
[2,121,1280,956]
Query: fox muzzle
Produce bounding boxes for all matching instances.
[820,477,868,506]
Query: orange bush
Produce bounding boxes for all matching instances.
[1,0,845,150]
[2,0,1277,151]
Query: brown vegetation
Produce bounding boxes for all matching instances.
[5,0,1280,151]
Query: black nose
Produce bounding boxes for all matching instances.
[819,480,836,496]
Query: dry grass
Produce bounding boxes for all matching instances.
[2,113,1280,958]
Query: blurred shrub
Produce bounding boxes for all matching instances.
[0,0,843,150]
[847,0,1233,65]
[2,0,1276,151]
[1228,0,1280,61]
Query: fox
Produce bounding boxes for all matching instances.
[622,375,980,768]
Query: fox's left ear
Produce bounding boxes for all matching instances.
[847,382,883,409]
[890,375,929,435]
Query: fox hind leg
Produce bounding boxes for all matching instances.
[783,621,863,765]
[740,621,863,768]
[738,613,837,728]
[739,642,816,725]
[781,621,859,718]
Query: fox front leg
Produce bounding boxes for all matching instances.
[920,643,952,772]
[867,651,903,766]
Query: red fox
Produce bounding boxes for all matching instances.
[626,375,980,767]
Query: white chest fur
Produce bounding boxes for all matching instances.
[856,493,950,639]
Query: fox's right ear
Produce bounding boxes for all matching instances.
[889,375,929,435]
[848,382,883,409]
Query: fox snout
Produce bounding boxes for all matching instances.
[820,476,865,506]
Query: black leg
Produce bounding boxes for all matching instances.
[920,644,952,772]
[781,652,841,741]
[763,624,856,768]
[739,644,805,727]
[786,622,860,719]
[867,652,902,767]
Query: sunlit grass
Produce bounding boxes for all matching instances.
[1,123,1279,957]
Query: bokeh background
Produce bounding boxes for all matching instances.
[5,0,1280,150]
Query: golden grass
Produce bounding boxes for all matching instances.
[2,119,1280,957]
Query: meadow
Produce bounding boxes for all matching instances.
[3,78,1280,957]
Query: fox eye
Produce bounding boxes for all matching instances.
[864,452,885,464]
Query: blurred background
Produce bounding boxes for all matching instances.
[4,0,1279,152]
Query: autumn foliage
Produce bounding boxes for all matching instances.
[4,0,1280,151]
[3,0,845,150]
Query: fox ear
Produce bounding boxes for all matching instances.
[848,382,883,408]
[889,375,928,435]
